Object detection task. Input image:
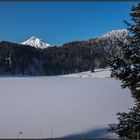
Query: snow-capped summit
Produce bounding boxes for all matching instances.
[103,29,128,40]
[21,36,51,49]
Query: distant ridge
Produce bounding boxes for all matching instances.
[102,29,128,40]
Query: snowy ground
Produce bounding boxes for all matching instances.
[59,68,111,78]
[0,71,133,139]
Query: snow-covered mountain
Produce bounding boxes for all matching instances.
[102,29,128,41]
[21,36,51,49]
[86,29,128,60]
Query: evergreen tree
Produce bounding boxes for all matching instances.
[110,3,140,139]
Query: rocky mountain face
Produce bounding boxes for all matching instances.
[0,29,128,75]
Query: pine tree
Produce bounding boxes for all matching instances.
[110,3,140,139]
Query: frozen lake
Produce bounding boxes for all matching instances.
[0,76,133,138]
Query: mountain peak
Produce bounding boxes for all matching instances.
[21,36,52,49]
[30,36,37,39]
[103,29,128,39]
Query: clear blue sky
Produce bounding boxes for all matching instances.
[0,2,137,46]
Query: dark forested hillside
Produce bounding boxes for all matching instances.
[0,30,127,76]
[0,41,42,75]
[0,41,109,76]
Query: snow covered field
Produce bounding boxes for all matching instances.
[0,74,133,138]
[59,69,111,78]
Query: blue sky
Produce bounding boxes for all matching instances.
[0,2,137,46]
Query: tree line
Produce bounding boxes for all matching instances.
[0,35,121,76]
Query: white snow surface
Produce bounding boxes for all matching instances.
[59,69,111,78]
[102,29,128,39]
[0,75,133,138]
[21,36,51,49]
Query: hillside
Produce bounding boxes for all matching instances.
[0,29,127,76]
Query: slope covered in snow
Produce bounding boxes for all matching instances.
[102,29,128,40]
[21,36,51,49]
[59,68,111,78]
